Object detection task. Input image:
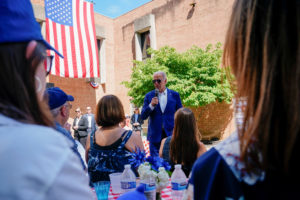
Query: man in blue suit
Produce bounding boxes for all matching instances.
[141,71,182,156]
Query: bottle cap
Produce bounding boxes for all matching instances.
[158,167,165,171]
[125,164,131,168]
[175,164,182,169]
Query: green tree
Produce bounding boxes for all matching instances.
[123,43,234,107]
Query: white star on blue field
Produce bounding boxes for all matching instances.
[92,0,152,18]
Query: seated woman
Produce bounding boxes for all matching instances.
[130,107,144,135]
[86,95,144,183]
[159,107,206,177]
[187,1,300,199]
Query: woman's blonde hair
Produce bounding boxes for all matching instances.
[224,0,300,175]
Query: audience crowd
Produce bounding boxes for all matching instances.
[0,0,299,199]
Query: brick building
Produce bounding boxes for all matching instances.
[31,0,235,138]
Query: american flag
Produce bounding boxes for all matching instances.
[45,0,99,78]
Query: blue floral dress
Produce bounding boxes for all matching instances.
[88,130,135,182]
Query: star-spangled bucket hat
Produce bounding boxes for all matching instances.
[0,0,63,58]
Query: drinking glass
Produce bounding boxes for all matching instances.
[93,181,110,200]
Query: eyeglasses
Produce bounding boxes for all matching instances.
[65,104,72,109]
[152,79,162,84]
[75,110,80,113]
[44,55,54,76]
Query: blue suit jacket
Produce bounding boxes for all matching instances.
[141,88,182,143]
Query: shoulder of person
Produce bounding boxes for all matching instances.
[11,123,73,152]
[197,141,207,157]
[0,122,80,197]
[146,90,155,97]
[0,116,72,149]
[167,88,180,96]
[161,137,167,144]
[81,116,88,121]
[128,130,140,140]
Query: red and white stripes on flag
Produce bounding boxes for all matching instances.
[45,0,99,78]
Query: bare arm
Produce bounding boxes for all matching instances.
[85,133,91,163]
[125,132,144,152]
[197,142,207,158]
[159,138,167,158]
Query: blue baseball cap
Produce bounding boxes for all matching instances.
[0,0,63,58]
[46,87,74,110]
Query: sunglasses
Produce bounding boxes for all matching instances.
[44,55,54,76]
[152,79,162,84]
[65,104,72,109]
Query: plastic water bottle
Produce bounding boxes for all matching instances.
[140,165,156,200]
[171,164,188,200]
[121,164,136,193]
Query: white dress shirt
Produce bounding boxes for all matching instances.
[134,114,138,123]
[158,89,167,113]
[75,116,81,126]
[149,88,168,113]
[87,115,92,128]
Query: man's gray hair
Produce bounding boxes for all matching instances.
[50,102,68,117]
[153,71,167,80]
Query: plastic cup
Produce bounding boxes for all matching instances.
[93,181,110,200]
[109,173,122,194]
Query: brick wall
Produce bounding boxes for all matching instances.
[113,0,236,137]
[31,0,236,137]
[48,76,97,119]
[31,0,115,121]
[113,0,234,114]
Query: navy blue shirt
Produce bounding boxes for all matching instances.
[190,132,300,200]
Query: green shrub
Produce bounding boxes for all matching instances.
[123,43,234,107]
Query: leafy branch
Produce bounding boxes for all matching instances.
[122,43,234,107]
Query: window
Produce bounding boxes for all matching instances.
[140,31,151,60]
[97,39,102,62]
[97,38,106,84]
[134,14,156,61]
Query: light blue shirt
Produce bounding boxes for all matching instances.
[0,114,93,200]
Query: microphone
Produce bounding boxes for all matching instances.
[155,89,159,97]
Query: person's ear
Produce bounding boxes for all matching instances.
[26,40,37,59]
[61,106,67,117]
